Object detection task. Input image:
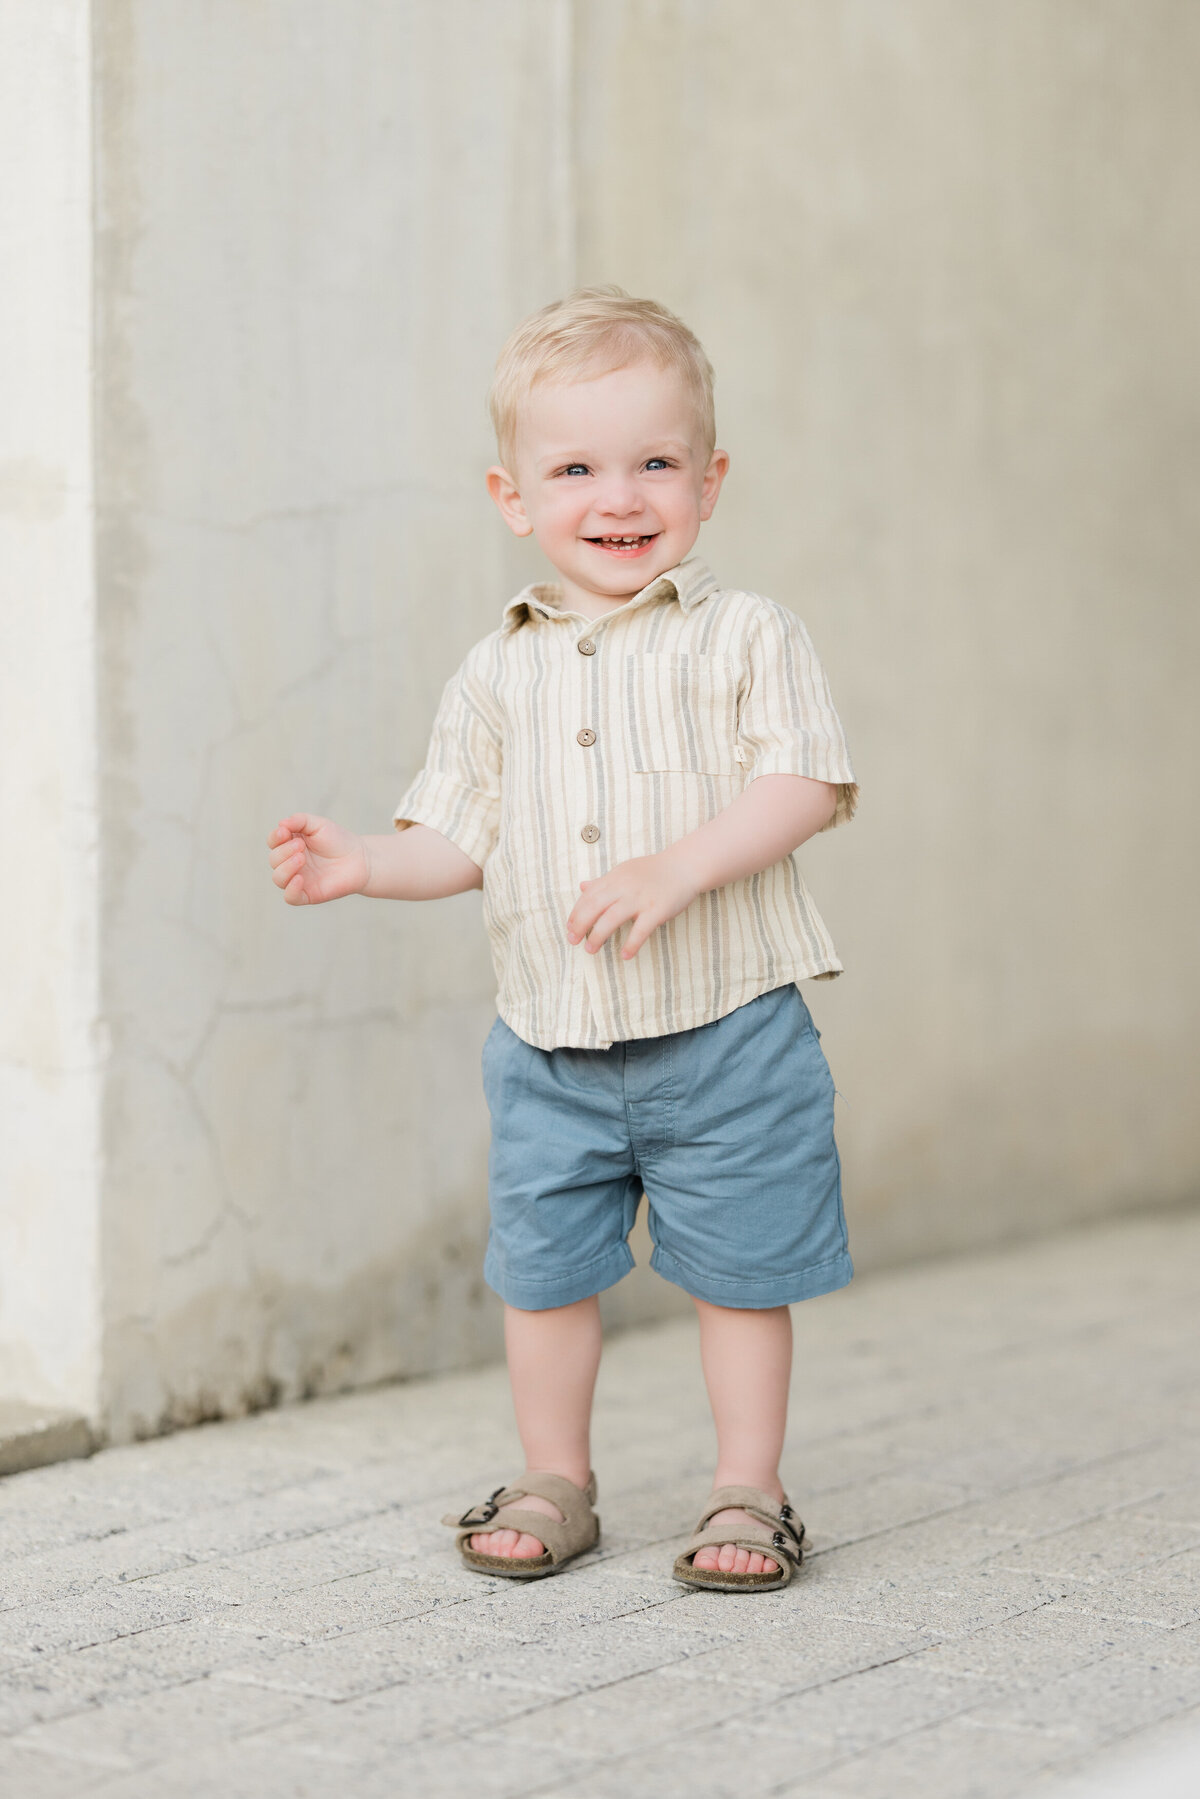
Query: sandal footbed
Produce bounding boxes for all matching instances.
[459,1548,557,1578]
[672,1562,790,1591]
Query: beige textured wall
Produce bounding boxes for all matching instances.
[4,1,1196,1437]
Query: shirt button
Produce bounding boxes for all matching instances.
[576,728,596,746]
[580,824,601,843]
[577,638,596,655]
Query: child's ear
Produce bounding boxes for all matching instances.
[699,447,730,521]
[486,465,534,538]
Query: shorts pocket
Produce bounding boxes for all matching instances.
[790,987,821,1042]
[623,652,740,776]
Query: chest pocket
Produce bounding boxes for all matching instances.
[622,652,741,776]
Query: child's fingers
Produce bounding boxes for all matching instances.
[270,845,305,878]
[272,850,306,891]
[620,907,664,960]
[584,898,634,953]
[283,869,310,905]
[570,882,624,936]
[277,812,320,840]
[267,816,315,848]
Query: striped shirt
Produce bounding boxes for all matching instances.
[393,557,858,1050]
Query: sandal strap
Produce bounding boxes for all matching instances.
[442,1469,599,1566]
[681,1523,803,1568]
[688,1486,805,1555]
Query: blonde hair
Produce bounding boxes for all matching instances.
[489,285,716,471]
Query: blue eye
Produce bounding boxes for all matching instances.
[562,464,589,477]
[645,458,671,471]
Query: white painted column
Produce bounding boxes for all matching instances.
[0,1,102,1418]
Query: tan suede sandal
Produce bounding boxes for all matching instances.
[672,1484,805,1592]
[443,1470,600,1579]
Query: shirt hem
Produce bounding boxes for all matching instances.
[497,963,845,1051]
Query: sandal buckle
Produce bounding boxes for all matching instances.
[776,1506,803,1546]
[771,1528,801,1563]
[457,1485,505,1528]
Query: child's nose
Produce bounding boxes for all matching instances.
[594,478,644,517]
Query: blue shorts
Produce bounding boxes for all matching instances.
[480,982,852,1311]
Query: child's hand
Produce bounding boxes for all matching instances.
[266,814,370,906]
[566,850,703,960]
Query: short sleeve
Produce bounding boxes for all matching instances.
[393,644,502,868]
[736,602,859,830]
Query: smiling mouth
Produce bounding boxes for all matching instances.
[585,533,659,552]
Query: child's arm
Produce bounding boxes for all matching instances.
[571,599,856,963]
[566,774,836,960]
[267,812,482,906]
[665,773,837,894]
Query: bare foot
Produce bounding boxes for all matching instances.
[469,1490,563,1560]
[689,1505,781,1577]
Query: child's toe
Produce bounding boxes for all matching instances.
[468,1525,549,1560]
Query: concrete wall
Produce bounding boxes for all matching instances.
[573,0,1200,1265]
[88,0,580,1436]
[3,1,1197,1439]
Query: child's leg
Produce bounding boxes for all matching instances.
[692,1298,793,1575]
[468,1296,602,1560]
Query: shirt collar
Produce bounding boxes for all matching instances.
[499,555,721,635]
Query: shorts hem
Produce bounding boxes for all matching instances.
[648,1244,854,1308]
[483,1243,635,1311]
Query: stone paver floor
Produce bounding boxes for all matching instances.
[1,1210,1199,1798]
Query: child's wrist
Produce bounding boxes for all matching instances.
[660,842,710,899]
[358,834,376,897]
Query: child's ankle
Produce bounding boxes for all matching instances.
[712,1469,784,1500]
[523,1460,592,1490]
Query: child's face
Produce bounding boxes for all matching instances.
[487,361,728,607]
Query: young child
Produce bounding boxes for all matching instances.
[267,287,858,1592]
